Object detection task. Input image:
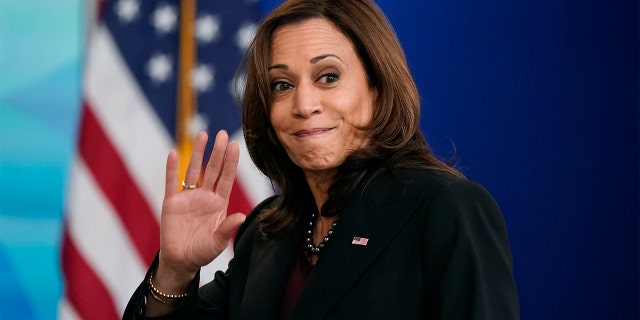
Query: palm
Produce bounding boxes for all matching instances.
[159,131,246,274]
[161,189,228,268]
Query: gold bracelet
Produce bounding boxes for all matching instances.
[147,272,188,304]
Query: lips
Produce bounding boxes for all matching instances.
[293,128,333,137]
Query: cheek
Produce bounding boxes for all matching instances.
[349,100,374,127]
[269,106,291,147]
[269,105,284,131]
[344,86,375,124]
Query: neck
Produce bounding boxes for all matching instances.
[304,169,336,212]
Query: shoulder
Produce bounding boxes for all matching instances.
[393,169,507,243]
[412,170,498,210]
[382,169,512,262]
[365,168,496,207]
[362,168,502,230]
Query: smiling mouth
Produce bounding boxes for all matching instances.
[293,128,333,137]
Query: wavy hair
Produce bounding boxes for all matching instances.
[241,0,463,238]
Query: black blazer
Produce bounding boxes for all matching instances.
[124,169,519,319]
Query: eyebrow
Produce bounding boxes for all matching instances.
[268,64,288,71]
[268,54,342,71]
[310,54,342,64]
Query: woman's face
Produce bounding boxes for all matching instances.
[268,18,377,176]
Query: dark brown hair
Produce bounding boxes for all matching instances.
[242,0,463,238]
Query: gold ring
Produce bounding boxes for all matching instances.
[181,180,197,190]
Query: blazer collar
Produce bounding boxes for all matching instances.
[241,170,421,320]
[288,171,418,320]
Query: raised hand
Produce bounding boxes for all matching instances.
[155,130,246,293]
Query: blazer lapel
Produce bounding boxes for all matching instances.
[239,218,305,320]
[289,172,420,320]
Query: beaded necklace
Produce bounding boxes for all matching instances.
[304,211,338,255]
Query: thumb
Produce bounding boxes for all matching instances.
[214,213,246,242]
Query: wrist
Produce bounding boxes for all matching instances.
[147,271,188,304]
[154,253,198,294]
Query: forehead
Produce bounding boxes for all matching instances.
[269,18,356,62]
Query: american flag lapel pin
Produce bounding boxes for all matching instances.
[352,236,369,246]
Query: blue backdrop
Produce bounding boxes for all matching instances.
[0,0,637,319]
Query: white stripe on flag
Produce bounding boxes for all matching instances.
[67,157,147,313]
[85,25,172,221]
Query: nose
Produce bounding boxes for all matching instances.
[292,82,321,118]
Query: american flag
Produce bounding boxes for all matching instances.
[60,0,272,319]
[352,236,369,246]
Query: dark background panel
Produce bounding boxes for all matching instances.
[260,1,639,318]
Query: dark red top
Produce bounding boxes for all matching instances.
[278,253,313,319]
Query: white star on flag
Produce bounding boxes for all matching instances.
[115,0,140,23]
[152,4,178,34]
[196,14,222,44]
[192,64,215,92]
[189,113,210,138]
[235,22,257,51]
[147,54,173,83]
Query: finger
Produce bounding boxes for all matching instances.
[165,150,179,198]
[213,213,246,244]
[184,132,209,186]
[200,130,229,190]
[214,141,240,201]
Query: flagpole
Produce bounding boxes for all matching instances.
[176,0,197,188]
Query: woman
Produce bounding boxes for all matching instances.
[123,0,519,319]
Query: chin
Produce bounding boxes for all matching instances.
[299,159,340,172]
[302,163,333,171]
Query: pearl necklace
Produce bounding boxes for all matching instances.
[304,212,338,255]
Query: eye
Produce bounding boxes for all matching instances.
[317,72,339,84]
[271,80,294,93]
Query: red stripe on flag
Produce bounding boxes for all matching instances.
[62,230,120,320]
[228,180,254,216]
[78,102,159,264]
